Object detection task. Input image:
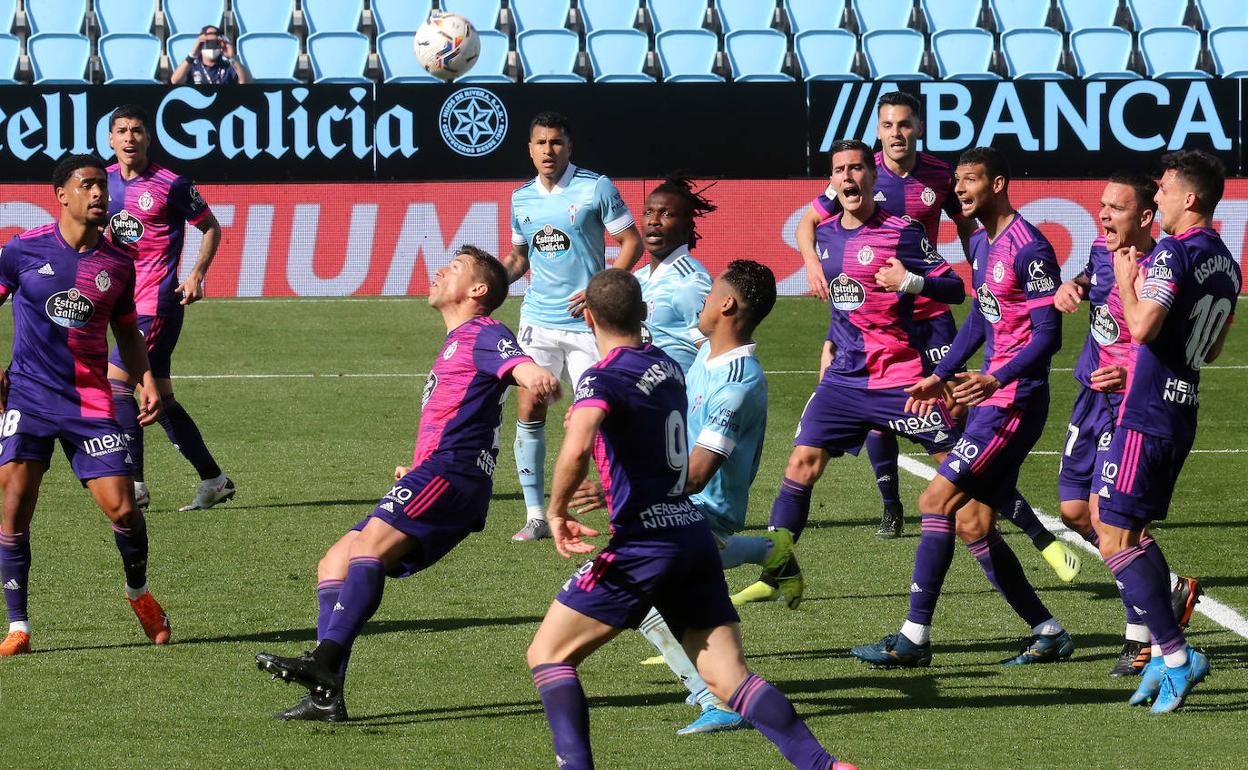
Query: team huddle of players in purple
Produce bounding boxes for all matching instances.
[0,92,1239,770]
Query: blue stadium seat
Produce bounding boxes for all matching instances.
[308,31,370,82]
[923,0,983,32]
[25,0,86,34]
[167,33,198,64]
[100,33,162,82]
[517,28,585,82]
[302,0,363,34]
[794,29,860,80]
[1058,0,1120,31]
[1209,26,1248,76]
[1001,27,1072,78]
[28,33,90,83]
[854,0,913,32]
[0,1,15,35]
[96,0,155,35]
[725,29,793,81]
[863,29,931,80]
[581,0,640,32]
[441,0,501,31]
[785,0,840,33]
[377,30,442,82]
[587,29,653,82]
[237,32,300,82]
[511,0,570,32]
[1127,0,1190,29]
[163,0,225,36]
[650,0,708,33]
[1196,0,1248,29]
[371,0,433,34]
[233,0,294,35]
[990,0,1051,31]
[1071,27,1139,78]
[932,28,1000,79]
[0,34,21,83]
[656,28,723,81]
[717,0,776,33]
[459,30,512,82]
[1139,26,1210,77]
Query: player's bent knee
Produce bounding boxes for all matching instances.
[954,505,993,542]
[784,447,826,484]
[1059,501,1091,533]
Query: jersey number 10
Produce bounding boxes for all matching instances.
[1186,295,1232,370]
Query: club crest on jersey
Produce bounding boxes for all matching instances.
[533,224,572,257]
[992,260,1005,283]
[568,204,578,225]
[830,273,866,311]
[443,340,459,360]
[856,245,875,265]
[94,270,111,292]
[1090,304,1121,346]
[46,287,95,328]
[422,372,438,407]
[109,210,144,244]
[137,190,154,211]
[976,284,1002,323]
[1026,260,1055,293]
[921,187,936,206]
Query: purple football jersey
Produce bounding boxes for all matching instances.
[571,344,707,538]
[414,316,533,475]
[107,162,212,317]
[816,208,955,389]
[1119,227,1239,439]
[812,151,963,322]
[1073,235,1138,390]
[966,215,1061,407]
[0,224,137,418]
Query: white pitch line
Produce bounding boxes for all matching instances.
[904,450,1248,456]
[895,454,1248,641]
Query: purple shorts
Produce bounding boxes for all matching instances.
[351,462,490,579]
[0,404,132,482]
[794,380,958,455]
[556,526,739,638]
[1097,427,1192,532]
[109,313,184,380]
[1058,385,1123,502]
[937,398,1048,510]
[909,313,958,375]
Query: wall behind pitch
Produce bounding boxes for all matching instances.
[0,180,1244,297]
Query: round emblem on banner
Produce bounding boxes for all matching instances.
[439,88,508,157]
[921,186,936,206]
[992,260,1005,283]
[856,245,875,265]
[95,270,111,292]
[137,190,154,211]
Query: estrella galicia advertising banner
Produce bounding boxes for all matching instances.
[0,83,807,182]
[809,79,1242,177]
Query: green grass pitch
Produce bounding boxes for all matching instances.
[2,297,1246,769]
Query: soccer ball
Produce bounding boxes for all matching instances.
[414,11,480,82]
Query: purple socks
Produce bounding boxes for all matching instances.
[111,516,149,590]
[728,673,835,770]
[532,663,593,770]
[907,514,956,625]
[1,531,31,623]
[157,395,222,481]
[1106,543,1184,655]
[865,430,901,507]
[998,492,1055,551]
[966,529,1052,628]
[769,478,814,541]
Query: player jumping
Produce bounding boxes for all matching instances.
[502,111,642,543]
[527,268,856,770]
[104,105,234,512]
[0,154,169,656]
[254,246,560,720]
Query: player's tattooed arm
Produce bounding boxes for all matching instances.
[112,317,162,426]
[178,213,221,305]
[796,207,828,301]
[1054,274,1090,313]
[547,407,604,557]
[501,243,531,284]
[510,361,562,404]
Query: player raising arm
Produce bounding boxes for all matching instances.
[501,112,642,543]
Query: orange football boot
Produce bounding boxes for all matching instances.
[128,591,171,644]
[0,630,31,656]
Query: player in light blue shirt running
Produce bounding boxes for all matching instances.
[635,176,714,373]
[501,112,642,542]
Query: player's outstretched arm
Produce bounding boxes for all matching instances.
[178,213,221,305]
[685,446,727,496]
[511,361,562,404]
[797,207,828,301]
[547,406,604,557]
[112,317,162,426]
[608,224,643,271]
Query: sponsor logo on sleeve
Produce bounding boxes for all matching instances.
[575,375,597,401]
[496,337,521,358]
[1148,250,1174,280]
[187,184,205,207]
[46,287,94,328]
[1026,259,1055,293]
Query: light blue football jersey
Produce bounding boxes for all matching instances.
[510,163,635,331]
[687,342,768,536]
[636,246,712,373]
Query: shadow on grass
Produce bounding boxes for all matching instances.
[346,691,687,727]
[218,492,525,513]
[747,633,1128,665]
[35,615,545,654]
